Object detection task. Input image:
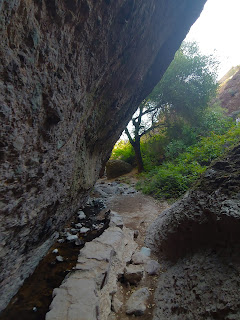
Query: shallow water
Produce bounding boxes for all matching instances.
[0,200,109,320]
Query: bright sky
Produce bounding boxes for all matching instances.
[185,0,240,79]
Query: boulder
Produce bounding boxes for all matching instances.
[126,288,150,316]
[146,144,240,319]
[106,160,133,179]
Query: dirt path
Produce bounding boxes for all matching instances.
[92,174,169,320]
[106,192,168,248]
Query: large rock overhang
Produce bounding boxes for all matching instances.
[0,0,206,312]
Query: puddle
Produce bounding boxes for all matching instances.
[0,199,109,320]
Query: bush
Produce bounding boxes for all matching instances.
[165,139,187,160]
[141,134,167,171]
[199,106,234,136]
[137,124,240,200]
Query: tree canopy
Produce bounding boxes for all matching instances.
[125,41,219,172]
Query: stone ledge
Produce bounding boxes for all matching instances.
[46,213,137,320]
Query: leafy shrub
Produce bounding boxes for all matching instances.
[141,134,168,171]
[137,124,240,200]
[165,139,187,160]
[199,106,233,136]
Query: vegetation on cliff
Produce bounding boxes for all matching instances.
[123,41,219,173]
[111,43,240,200]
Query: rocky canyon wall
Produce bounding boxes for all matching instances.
[146,144,240,319]
[0,0,206,312]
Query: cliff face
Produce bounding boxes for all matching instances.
[218,67,240,117]
[146,144,240,319]
[0,0,206,311]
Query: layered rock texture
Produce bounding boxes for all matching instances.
[218,66,240,117]
[146,144,240,319]
[0,0,206,312]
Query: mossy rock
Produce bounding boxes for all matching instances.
[106,160,133,179]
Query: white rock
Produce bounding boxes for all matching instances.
[80,227,90,233]
[52,249,58,254]
[57,239,64,243]
[131,251,150,265]
[140,247,151,257]
[78,211,86,219]
[145,260,160,275]
[126,287,149,316]
[70,228,78,235]
[75,223,82,228]
[56,255,64,262]
[67,234,78,241]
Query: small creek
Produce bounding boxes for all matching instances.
[0,179,168,320]
[0,199,110,320]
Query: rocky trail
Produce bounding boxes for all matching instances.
[0,174,168,320]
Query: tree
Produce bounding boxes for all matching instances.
[125,41,219,173]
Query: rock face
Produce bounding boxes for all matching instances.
[146,144,240,319]
[218,66,240,116]
[0,0,206,312]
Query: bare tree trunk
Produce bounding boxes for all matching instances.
[125,128,144,173]
[133,139,144,173]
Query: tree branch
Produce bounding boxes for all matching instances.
[139,122,166,138]
[125,127,135,146]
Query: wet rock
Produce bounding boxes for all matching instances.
[66,234,78,242]
[144,260,160,275]
[79,227,90,234]
[56,256,64,262]
[124,265,144,285]
[111,297,123,313]
[78,211,86,220]
[126,287,150,316]
[75,239,84,246]
[70,228,78,235]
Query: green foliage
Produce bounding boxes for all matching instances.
[165,140,187,160]
[136,124,240,200]
[198,104,234,135]
[140,134,167,171]
[150,41,219,125]
[111,140,135,165]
